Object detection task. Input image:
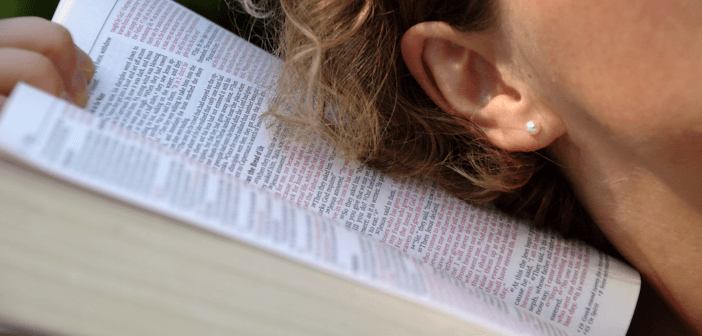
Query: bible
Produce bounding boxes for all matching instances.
[0,0,640,335]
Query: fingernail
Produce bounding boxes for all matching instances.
[60,91,75,104]
[71,70,89,107]
[75,47,95,81]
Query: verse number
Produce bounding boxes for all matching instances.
[577,322,590,335]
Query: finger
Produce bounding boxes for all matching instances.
[0,48,67,102]
[0,17,94,105]
[76,47,95,82]
[0,95,6,112]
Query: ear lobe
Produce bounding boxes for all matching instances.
[401,21,565,152]
[479,83,557,152]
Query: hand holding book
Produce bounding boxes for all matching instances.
[0,17,95,107]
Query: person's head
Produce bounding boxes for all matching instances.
[239,0,702,239]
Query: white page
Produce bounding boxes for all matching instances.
[0,83,557,336]
[51,0,640,334]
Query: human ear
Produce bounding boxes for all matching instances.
[401,21,565,152]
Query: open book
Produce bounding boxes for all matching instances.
[0,0,640,335]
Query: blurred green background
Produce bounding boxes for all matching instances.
[0,0,269,50]
[0,0,60,19]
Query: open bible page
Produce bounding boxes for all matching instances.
[51,0,640,335]
[0,83,558,336]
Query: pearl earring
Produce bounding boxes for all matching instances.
[525,121,539,134]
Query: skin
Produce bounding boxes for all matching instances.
[0,17,94,108]
[504,1,702,332]
[1,6,699,334]
[402,0,702,333]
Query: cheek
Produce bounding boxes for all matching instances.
[506,0,702,146]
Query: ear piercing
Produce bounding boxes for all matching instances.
[525,121,539,134]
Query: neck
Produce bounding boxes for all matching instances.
[551,135,702,333]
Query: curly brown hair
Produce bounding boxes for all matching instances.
[233,0,605,244]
